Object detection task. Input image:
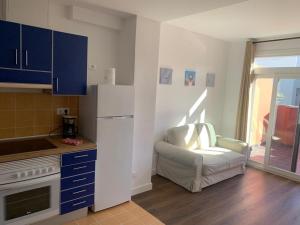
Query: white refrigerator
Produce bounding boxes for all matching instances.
[79,84,134,211]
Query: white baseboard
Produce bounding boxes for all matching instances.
[152,168,156,176]
[131,183,152,196]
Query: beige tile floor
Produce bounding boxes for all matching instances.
[63,201,164,225]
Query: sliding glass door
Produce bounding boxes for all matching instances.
[249,74,300,177]
[249,78,273,164]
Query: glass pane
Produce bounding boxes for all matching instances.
[249,78,273,163]
[5,186,50,221]
[269,79,300,173]
[254,56,300,68]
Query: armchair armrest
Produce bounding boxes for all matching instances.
[155,141,203,168]
[216,136,250,157]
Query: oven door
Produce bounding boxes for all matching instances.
[0,174,60,225]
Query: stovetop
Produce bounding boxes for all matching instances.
[0,138,57,156]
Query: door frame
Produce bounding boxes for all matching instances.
[247,67,300,181]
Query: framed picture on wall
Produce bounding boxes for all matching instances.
[206,73,216,87]
[184,70,196,86]
[159,67,173,85]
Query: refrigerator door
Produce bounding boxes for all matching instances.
[97,85,134,118]
[92,117,134,212]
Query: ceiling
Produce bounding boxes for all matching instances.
[73,0,248,21]
[168,0,300,41]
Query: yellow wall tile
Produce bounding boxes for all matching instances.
[53,96,69,107]
[34,93,53,110]
[15,127,34,137]
[33,126,52,136]
[0,93,79,140]
[0,111,15,129]
[15,110,34,127]
[0,128,15,139]
[35,110,52,127]
[16,93,35,110]
[0,93,15,110]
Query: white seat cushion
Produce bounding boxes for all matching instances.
[193,147,246,176]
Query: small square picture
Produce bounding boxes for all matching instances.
[206,73,216,87]
[185,70,196,86]
[159,67,173,85]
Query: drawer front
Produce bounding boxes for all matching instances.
[61,183,95,203]
[60,195,94,215]
[61,172,95,191]
[61,149,97,166]
[61,161,95,178]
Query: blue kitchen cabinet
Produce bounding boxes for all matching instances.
[0,20,21,69]
[22,25,52,72]
[60,149,97,215]
[53,31,87,95]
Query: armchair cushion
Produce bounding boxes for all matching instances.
[166,124,199,150]
[155,141,203,168]
[216,136,249,156]
[197,147,246,176]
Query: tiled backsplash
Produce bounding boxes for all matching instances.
[0,93,79,139]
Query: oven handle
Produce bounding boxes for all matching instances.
[0,173,60,191]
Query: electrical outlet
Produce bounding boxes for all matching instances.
[57,107,70,115]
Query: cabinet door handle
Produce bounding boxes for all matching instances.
[73,166,87,170]
[73,178,87,183]
[25,50,28,67]
[74,155,89,159]
[72,201,86,207]
[73,189,86,195]
[15,49,18,65]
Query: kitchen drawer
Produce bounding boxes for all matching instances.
[61,172,95,191]
[60,195,94,215]
[61,161,95,178]
[61,149,97,166]
[61,183,94,203]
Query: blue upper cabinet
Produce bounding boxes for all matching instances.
[0,20,88,95]
[53,31,87,95]
[0,20,21,69]
[22,25,52,72]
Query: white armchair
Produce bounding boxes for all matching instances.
[155,123,250,192]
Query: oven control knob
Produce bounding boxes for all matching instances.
[35,169,40,175]
[41,168,47,174]
[48,167,55,173]
[20,172,26,178]
[15,172,21,179]
[27,170,34,176]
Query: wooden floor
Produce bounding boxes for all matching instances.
[133,168,300,225]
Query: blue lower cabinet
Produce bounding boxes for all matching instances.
[61,149,97,167]
[61,195,94,215]
[61,183,95,203]
[61,161,95,178]
[61,172,95,191]
[60,150,97,215]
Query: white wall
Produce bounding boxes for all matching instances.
[0,0,5,19]
[117,17,136,85]
[221,41,246,138]
[155,24,229,145]
[132,16,160,195]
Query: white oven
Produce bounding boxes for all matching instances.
[0,156,60,225]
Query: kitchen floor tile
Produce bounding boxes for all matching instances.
[63,201,164,225]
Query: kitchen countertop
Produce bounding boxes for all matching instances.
[0,136,97,163]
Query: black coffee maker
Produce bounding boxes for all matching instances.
[62,115,77,138]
